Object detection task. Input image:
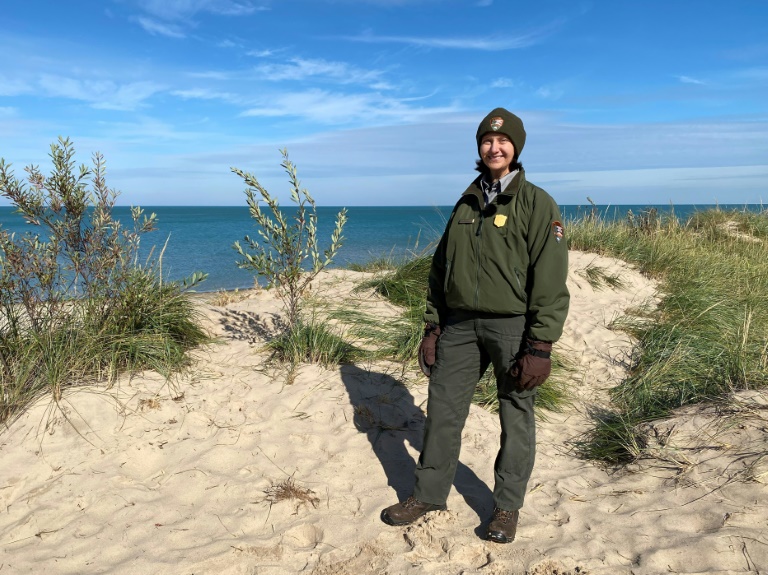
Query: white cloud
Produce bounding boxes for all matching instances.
[136,0,265,21]
[187,70,233,80]
[491,78,516,88]
[342,32,542,50]
[240,89,456,124]
[339,20,563,51]
[678,75,705,85]
[136,16,186,38]
[0,78,31,97]
[253,58,385,85]
[37,75,164,111]
[172,88,238,103]
[246,49,275,58]
[536,86,563,100]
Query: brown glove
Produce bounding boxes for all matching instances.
[509,338,552,390]
[417,323,441,377]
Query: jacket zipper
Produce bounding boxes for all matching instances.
[514,268,527,302]
[474,211,483,308]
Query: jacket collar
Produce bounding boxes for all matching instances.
[462,169,526,203]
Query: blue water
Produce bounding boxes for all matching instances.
[1,204,764,292]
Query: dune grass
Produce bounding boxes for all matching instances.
[1,139,209,427]
[568,207,768,463]
[266,315,360,368]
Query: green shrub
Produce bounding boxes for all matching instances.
[266,317,359,368]
[0,138,208,426]
[232,149,347,330]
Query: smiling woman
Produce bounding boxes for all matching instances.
[382,107,570,544]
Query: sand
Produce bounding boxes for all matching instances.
[1,251,766,575]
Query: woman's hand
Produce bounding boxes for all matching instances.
[509,339,552,390]
[418,323,441,377]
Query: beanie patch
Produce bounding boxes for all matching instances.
[476,107,526,157]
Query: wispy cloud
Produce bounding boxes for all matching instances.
[246,49,275,58]
[136,16,186,38]
[135,0,266,21]
[37,75,165,111]
[341,32,542,50]
[187,70,234,80]
[339,21,562,51]
[536,86,563,100]
[217,39,240,48]
[491,78,516,88]
[0,76,31,97]
[253,58,386,86]
[130,0,269,37]
[677,75,705,85]
[240,89,456,124]
[0,107,18,117]
[172,88,239,104]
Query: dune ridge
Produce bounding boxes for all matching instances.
[1,251,766,575]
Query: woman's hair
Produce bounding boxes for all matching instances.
[475,157,523,176]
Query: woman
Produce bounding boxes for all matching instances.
[381,107,570,543]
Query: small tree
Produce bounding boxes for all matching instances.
[0,137,158,338]
[0,138,209,424]
[232,149,347,330]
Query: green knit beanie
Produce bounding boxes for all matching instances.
[476,107,526,157]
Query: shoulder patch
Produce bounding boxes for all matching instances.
[552,221,564,242]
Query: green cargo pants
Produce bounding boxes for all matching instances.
[413,312,535,512]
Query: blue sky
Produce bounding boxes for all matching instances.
[1,0,767,206]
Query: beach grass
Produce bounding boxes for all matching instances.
[0,270,209,426]
[568,206,768,463]
[266,315,360,368]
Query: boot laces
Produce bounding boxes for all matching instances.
[493,508,515,523]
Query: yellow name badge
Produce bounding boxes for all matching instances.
[493,214,508,227]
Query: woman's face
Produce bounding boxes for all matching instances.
[479,133,515,180]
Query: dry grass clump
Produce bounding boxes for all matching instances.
[210,288,251,307]
[264,477,320,509]
[576,261,626,291]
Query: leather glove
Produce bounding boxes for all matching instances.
[417,323,441,377]
[509,338,553,390]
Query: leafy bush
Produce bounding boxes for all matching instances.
[232,149,347,330]
[0,138,208,425]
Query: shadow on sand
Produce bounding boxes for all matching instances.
[339,363,493,527]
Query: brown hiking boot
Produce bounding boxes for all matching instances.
[381,496,446,526]
[486,508,519,543]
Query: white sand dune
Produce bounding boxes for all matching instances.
[2,251,766,574]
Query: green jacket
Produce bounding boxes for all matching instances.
[425,170,570,342]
